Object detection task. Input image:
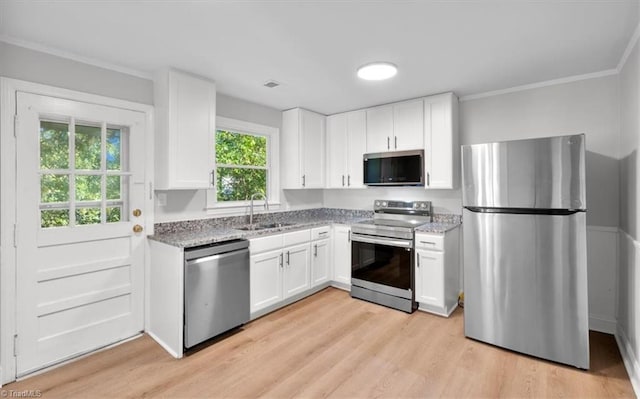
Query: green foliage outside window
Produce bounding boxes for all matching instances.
[216,130,268,201]
[40,121,125,228]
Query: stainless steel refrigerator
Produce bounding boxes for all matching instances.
[461,134,589,369]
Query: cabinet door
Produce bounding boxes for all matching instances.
[393,99,424,151]
[311,238,331,286]
[416,250,444,308]
[326,114,348,188]
[166,70,216,189]
[425,94,454,189]
[346,110,367,188]
[332,225,351,286]
[250,249,283,313]
[366,105,393,153]
[281,109,302,189]
[301,110,325,188]
[283,243,311,298]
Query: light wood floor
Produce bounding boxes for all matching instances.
[6,288,635,398]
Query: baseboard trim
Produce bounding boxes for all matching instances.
[615,326,640,396]
[330,281,351,292]
[589,315,617,334]
[147,330,182,359]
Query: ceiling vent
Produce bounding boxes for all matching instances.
[263,80,281,88]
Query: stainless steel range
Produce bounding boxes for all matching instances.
[350,200,432,313]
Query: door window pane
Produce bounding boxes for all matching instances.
[106,176,121,200]
[40,121,69,169]
[41,175,69,203]
[106,207,121,223]
[41,209,69,228]
[76,208,101,225]
[75,124,101,170]
[76,175,101,201]
[106,128,121,171]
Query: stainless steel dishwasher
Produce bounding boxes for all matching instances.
[184,239,250,349]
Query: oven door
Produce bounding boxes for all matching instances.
[350,233,414,299]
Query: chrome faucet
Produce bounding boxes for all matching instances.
[249,192,269,226]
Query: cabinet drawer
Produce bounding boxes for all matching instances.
[250,235,283,254]
[283,229,311,247]
[415,234,444,251]
[311,226,331,241]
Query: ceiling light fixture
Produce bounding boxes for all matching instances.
[357,62,398,81]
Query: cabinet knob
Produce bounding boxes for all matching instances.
[133,224,143,233]
[132,209,142,217]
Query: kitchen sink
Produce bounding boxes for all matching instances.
[236,222,296,231]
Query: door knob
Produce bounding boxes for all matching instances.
[132,209,142,217]
[133,224,143,233]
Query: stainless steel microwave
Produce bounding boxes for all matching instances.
[363,149,425,186]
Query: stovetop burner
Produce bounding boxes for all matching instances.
[351,200,433,240]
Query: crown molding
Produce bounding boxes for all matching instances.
[459,69,618,102]
[0,34,152,80]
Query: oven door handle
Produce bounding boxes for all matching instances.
[350,234,413,249]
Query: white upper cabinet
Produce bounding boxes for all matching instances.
[326,110,366,188]
[326,114,348,188]
[393,99,424,151]
[154,69,216,190]
[366,99,423,153]
[424,93,459,189]
[366,105,394,153]
[282,108,325,189]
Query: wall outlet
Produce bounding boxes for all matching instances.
[156,192,167,207]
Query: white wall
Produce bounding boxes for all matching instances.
[617,29,640,394]
[0,42,153,104]
[460,75,620,227]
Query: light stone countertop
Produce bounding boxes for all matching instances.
[149,208,461,248]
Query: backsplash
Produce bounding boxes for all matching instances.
[154,208,460,235]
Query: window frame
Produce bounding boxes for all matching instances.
[206,117,280,211]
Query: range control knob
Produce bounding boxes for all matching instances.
[382,201,388,207]
[421,203,427,208]
[413,203,418,208]
[375,201,381,207]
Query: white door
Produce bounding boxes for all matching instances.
[283,243,310,298]
[393,99,424,151]
[250,250,284,313]
[15,92,147,376]
[346,110,367,188]
[311,238,330,286]
[416,250,444,308]
[424,97,453,188]
[326,114,348,188]
[300,110,325,188]
[332,225,352,286]
[366,105,393,153]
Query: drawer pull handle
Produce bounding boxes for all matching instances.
[318,231,328,235]
[420,241,436,245]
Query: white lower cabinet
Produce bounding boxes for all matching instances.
[250,249,284,313]
[250,226,334,317]
[332,224,352,288]
[311,238,331,286]
[283,243,311,298]
[414,227,460,317]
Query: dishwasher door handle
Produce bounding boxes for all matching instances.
[186,249,249,266]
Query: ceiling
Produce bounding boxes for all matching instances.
[1,1,638,115]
